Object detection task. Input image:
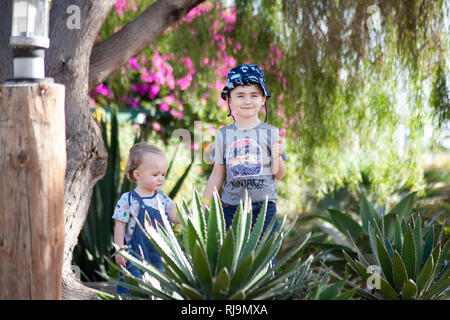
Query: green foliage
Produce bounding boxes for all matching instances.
[93,0,449,214]
[342,204,449,299]
[106,190,313,299]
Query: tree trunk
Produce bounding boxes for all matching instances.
[0,0,204,300]
[0,83,66,299]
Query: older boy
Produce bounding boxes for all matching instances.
[202,64,287,236]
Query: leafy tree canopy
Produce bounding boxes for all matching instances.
[93,0,449,208]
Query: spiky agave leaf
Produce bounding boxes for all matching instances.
[113,188,313,300]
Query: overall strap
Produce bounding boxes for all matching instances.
[129,189,146,209]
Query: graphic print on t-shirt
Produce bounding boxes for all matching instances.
[226,138,263,178]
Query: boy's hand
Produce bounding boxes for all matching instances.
[271,136,284,159]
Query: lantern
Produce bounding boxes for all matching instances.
[9,0,51,82]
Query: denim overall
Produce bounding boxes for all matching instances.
[117,190,169,295]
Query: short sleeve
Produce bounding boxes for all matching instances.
[210,130,224,164]
[112,192,132,223]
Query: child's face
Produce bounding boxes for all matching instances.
[133,152,168,192]
[228,84,267,121]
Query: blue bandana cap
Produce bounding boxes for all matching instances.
[221,64,271,100]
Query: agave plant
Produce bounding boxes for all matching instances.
[108,190,313,299]
[305,192,418,272]
[342,213,449,300]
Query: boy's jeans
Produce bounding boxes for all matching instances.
[221,200,279,236]
[221,200,279,271]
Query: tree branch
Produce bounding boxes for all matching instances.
[88,0,205,92]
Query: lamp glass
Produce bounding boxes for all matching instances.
[11,0,50,48]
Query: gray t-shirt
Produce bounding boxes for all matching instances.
[211,121,287,205]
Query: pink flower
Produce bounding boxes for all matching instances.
[152,122,161,131]
[176,75,192,90]
[164,94,175,105]
[129,97,140,109]
[128,57,139,71]
[132,83,149,96]
[114,0,137,15]
[279,128,286,137]
[140,68,154,83]
[160,102,170,112]
[152,51,164,70]
[95,84,113,99]
[278,94,284,102]
[175,98,184,111]
[153,70,165,85]
[221,8,237,24]
[149,84,160,99]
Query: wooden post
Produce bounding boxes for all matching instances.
[0,83,66,299]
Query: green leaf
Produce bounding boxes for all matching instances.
[359,193,380,233]
[191,189,207,245]
[368,222,381,267]
[135,219,195,284]
[230,252,254,293]
[422,227,434,267]
[186,219,203,260]
[192,240,213,297]
[384,238,394,259]
[402,226,416,280]
[433,240,449,281]
[230,202,248,272]
[383,213,398,243]
[318,279,346,300]
[424,267,450,299]
[182,284,204,300]
[416,254,434,295]
[328,209,363,241]
[387,192,415,221]
[394,215,404,255]
[335,288,357,300]
[343,251,371,279]
[206,191,225,274]
[213,268,230,299]
[378,277,401,300]
[239,197,267,265]
[216,228,235,273]
[401,279,418,300]
[413,215,423,278]
[229,290,246,300]
[344,250,399,299]
[392,251,408,292]
[376,235,395,285]
[251,235,280,276]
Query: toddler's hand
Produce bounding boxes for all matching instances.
[115,253,127,267]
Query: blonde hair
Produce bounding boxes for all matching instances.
[124,142,165,182]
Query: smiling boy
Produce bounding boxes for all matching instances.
[202,64,287,238]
